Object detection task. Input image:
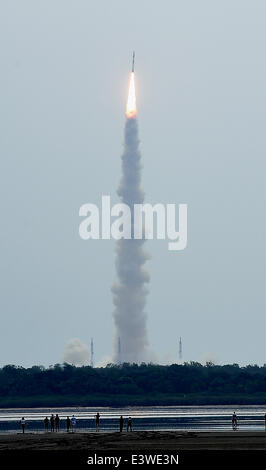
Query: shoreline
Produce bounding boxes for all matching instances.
[1,431,266,451]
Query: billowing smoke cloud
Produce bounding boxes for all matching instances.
[95,355,113,368]
[62,338,90,366]
[112,117,151,364]
[200,353,219,366]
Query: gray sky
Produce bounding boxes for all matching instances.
[0,0,265,367]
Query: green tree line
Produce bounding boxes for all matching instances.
[0,362,266,407]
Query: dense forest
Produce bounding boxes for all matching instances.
[1,362,266,407]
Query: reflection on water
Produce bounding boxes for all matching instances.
[0,405,266,433]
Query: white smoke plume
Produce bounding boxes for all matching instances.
[62,338,90,366]
[200,353,219,366]
[95,355,113,368]
[112,117,151,364]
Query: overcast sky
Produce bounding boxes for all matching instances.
[0,0,265,367]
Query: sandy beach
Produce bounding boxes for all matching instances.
[0,431,266,451]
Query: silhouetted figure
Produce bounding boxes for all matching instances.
[119,416,124,432]
[127,417,132,432]
[55,414,60,432]
[95,412,100,432]
[20,417,26,434]
[50,414,55,432]
[66,416,71,432]
[44,417,49,432]
[71,415,76,433]
[232,412,237,430]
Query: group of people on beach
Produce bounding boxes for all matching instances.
[119,415,132,432]
[20,412,266,433]
[95,412,132,432]
[43,414,77,433]
[20,414,77,433]
[19,412,133,433]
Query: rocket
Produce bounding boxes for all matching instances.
[132,51,135,73]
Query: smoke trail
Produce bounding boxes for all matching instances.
[62,338,90,366]
[112,116,150,364]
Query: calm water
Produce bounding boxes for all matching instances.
[0,405,266,434]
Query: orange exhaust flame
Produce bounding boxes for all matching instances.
[126,72,137,118]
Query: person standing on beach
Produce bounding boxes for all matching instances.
[50,414,55,432]
[95,412,100,432]
[20,417,26,434]
[232,412,238,430]
[66,416,71,432]
[44,417,49,432]
[55,414,60,432]
[71,415,76,433]
[119,416,124,432]
[127,417,132,432]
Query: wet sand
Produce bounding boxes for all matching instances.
[0,431,266,451]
